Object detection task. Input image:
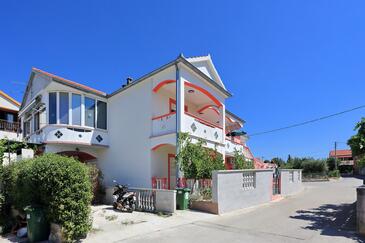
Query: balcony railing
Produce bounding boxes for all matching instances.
[184,112,223,143]
[151,177,212,192]
[27,124,109,146]
[0,119,19,133]
[152,112,176,136]
[151,112,223,144]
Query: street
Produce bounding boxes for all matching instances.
[120,178,364,243]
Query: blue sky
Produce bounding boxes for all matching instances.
[1,1,364,160]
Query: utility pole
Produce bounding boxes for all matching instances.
[334,141,338,170]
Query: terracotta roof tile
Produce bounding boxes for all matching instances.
[329,149,352,157]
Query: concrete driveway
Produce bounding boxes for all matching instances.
[119,177,365,243]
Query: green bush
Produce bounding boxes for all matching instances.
[233,149,254,170]
[326,157,338,171]
[177,133,224,180]
[328,170,340,178]
[87,164,104,204]
[301,159,328,174]
[1,154,93,241]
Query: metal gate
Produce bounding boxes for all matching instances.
[272,170,281,195]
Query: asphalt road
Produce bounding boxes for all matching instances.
[121,177,365,243]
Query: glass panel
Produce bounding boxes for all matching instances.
[49,92,57,124]
[6,113,14,122]
[84,97,95,127]
[97,101,107,129]
[33,112,40,131]
[23,120,31,137]
[72,94,81,126]
[59,92,69,124]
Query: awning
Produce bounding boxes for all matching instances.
[226,130,247,137]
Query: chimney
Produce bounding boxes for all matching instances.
[126,77,133,85]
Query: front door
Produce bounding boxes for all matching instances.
[168,154,176,190]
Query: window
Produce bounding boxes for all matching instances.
[6,113,14,122]
[59,92,69,124]
[97,101,107,129]
[23,119,31,137]
[242,172,255,190]
[72,94,81,125]
[289,171,294,183]
[33,112,40,131]
[49,92,57,124]
[84,97,95,127]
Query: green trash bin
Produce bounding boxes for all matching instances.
[24,206,50,243]
[176,188,190,210]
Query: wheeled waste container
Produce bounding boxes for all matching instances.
[176,188,190,210]
[24,206,50,243]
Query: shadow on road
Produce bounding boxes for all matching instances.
[291,202,365,242]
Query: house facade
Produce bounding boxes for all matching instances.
[18,55,254,189]
[0,90,21,141]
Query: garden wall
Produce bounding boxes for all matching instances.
[212,169,273,214]
[279,169,303,196]
[104,187,176,213]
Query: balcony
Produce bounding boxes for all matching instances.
[0,119,19,133]
[0,120,21,141]
[183,112,223,143]
[27,124,109,147]
[225,137,253,159]
[152,112,176,137]
[152,112,223,144]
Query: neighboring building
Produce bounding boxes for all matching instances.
[254,157,277,169]
[329,149,353,166]
[19,55,255,189]
[0,90,21,141]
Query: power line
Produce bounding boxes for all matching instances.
[249,104,365,137]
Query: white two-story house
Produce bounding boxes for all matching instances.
[0,90,21,141]
[19,55,254,189]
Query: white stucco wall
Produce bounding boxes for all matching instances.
[0,96,19,111]
[99,79,154,188]
[151,145,175,178]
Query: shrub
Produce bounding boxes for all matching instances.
[177,132,224,180]
[328,170,340,178]
[4,154,93,241]
[233,149,254,170]
[357,156,365,169]
[0,161,25,233]
[326,157,338,171]
[301,159,328,174]
[87,164,104,204]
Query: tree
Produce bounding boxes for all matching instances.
[176,132,224,180]
[233,149,254,169]
[348,118,365,157]
[287,154,292,164]
[271,157,285,167]
[326,157,338,171]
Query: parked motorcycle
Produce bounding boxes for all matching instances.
[112,180,137,212]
